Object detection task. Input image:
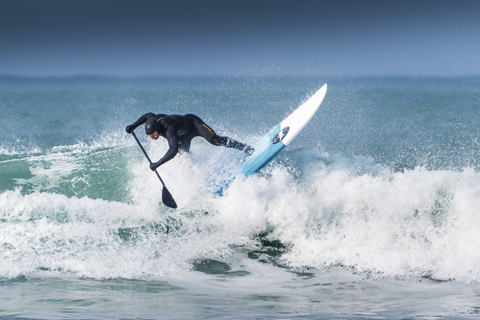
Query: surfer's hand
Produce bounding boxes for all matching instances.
[125,125,134,134]
[150,162,159,171]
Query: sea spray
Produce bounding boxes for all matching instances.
[2,76,480,319]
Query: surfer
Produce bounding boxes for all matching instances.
[126,113,254,171]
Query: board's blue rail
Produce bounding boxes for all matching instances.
[241,124,286,177]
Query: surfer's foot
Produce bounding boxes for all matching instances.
[244,146,254,156]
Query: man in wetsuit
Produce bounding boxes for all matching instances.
[126,113,254,171]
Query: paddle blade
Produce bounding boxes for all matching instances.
[162,187,177,209]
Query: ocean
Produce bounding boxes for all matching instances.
[1,75,480,319]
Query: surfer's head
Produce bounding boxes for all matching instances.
[145,119,161,139]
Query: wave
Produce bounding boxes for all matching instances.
[1,137,480,283]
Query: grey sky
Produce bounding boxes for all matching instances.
[1,0,479,77]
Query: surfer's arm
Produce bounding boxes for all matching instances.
[126,113,156,133]
[150,123,178,171]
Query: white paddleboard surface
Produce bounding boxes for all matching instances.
[280,83,327,146]
[242,84,327,176]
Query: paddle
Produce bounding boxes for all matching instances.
[131,131,177,209]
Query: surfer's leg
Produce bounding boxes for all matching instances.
[194,117,254,155]
[210,136,254,155]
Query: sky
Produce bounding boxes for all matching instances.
[1,0,480,77]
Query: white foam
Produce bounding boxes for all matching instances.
[119,143,480,283]
[14,152,83,191]
[0,138,42,155]
[270,158,480,283]
[3,137,480,283]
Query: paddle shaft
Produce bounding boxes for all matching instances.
[131,131,166,186]
[131,130,177,208]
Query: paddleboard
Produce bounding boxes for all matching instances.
[241,84,328,177]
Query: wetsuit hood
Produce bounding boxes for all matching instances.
[145,119,161,135]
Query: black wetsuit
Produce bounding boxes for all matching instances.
[126,113,253,170]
